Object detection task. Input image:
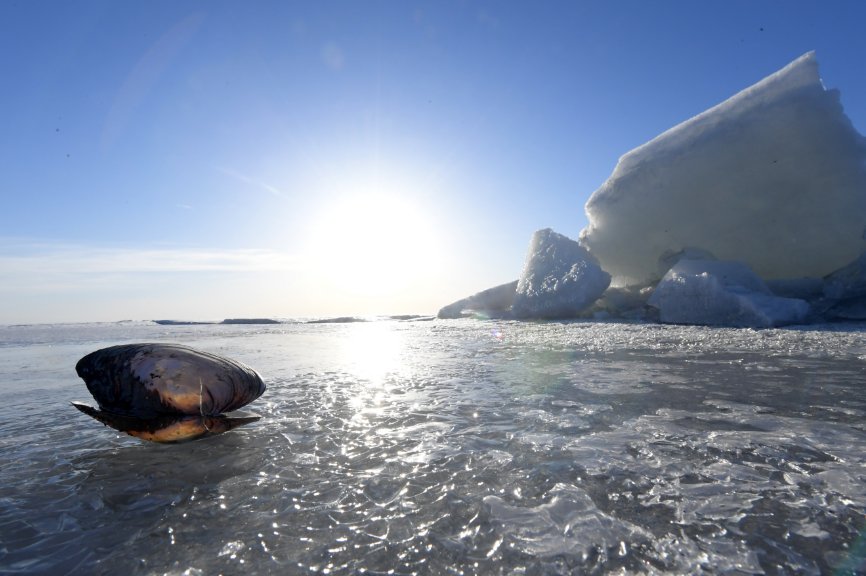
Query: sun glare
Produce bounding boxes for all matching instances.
[305,180,443,305]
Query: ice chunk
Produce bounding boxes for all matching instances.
[647,259,810,327]
[580,52,866,286]
[656,247,716,280]
[826,299,866,320]
[512,229,610,319]
[437,280,517,319]
[820,251,866,319]
[823,251,866,301]
[765,277,825,300]
[586,286,655,320]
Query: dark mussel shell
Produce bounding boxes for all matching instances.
[72,402,261,443]
[75,343,266,418]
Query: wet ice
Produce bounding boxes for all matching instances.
[0,319,865,574]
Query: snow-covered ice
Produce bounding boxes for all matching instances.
[580,51,866,287]
[821,252,866,319]
[647,258,810,327]
[823,251,866,301]
[438,229,610,320]
[512,229,610,318]
[438,52,866,327]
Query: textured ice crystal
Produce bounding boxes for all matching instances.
[512,229,610,319]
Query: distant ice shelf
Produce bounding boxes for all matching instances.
[153,318,282,325]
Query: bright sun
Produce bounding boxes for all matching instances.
[305,187,443,306]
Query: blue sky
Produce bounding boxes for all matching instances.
[2,1,865,323]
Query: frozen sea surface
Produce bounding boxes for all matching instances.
[1,319,865,575]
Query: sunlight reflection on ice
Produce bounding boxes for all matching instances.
[4,320,866,574]
[340,322,406,387]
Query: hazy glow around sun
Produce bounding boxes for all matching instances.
[302,174,445,308]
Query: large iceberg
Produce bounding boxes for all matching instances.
[436,52,866,327]
[580,52,866,287]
